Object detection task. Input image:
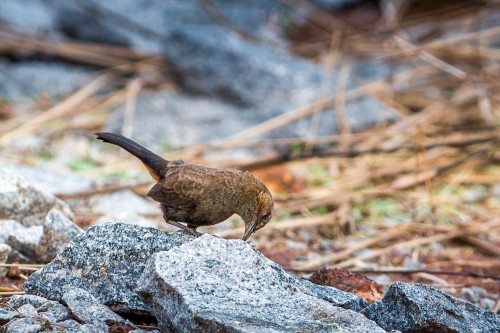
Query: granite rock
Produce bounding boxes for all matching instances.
[0,243,12,277]
[24,223,196,314]
[37,301,70,323]
[61,287,126,325]
[137,234,384,333]
[0,170,73,227]
[0,308,17,325]
[361,281,500,333]
[36,208,82,263]
[16,304,38,318]
[2,317,50,333]
[7,295,50,310]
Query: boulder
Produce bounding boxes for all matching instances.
[0,170,73,226]
[24,223,196,314]
[137,234,383,333]
[36,209,82,263]
[361,281,500,333]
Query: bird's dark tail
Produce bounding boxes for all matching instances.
[95,132,168,180]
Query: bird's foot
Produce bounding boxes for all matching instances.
[187,227,202,237]
[165,220,202,237]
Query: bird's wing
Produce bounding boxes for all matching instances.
[147,166,211,213]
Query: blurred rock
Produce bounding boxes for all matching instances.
[0,161,97,196]
[0,171,81,263]
[461,286,487,304]
[57,5,131,46]
[0,0,57,32]
[105,90,249,147]
[0,170,74,226]
[2,317,50,333]
[0,243,12,277]
[36,208,82,263]
[7,294,50,309]
[0,0,398,149]
[16,304,38,318]
[37,302,70,323]
[0,220,28,244]
[480,298,496,311]
[24,223,196,314]
[6,225,43,261]
[89,190,159,216]
[0,308,17,325]
[137,234,382,332]
[162,25,393,139]
[61,287,127,326]
[361,282,500,333]
[0,61,93,103]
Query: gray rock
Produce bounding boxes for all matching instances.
[129,330,160,333]
[0,0,56,33]
[480,298,497,311]
[16,304,38,318]
[36,209,82,263]
[137,234,384,333]
[0,170,74,227]
[62,287,125,325]
[6,225,43,260]
[78,321,109,333]
[89,190,159,216]
[461,286,487,304]
[2,317,50,333]
[24,223,196,314]
[57,5,131,46]
[0,60,93,104]
[165,25,322,108]
[37,302,70,323]
[0,308,18,325]
[361,281,500,333]
[7,295,50,310]
[0,161,97,196]
[0,220,26,244]
[57,319,80,328]
[0,242,12,277]
[106,90,247,147]
[0,209,80,263]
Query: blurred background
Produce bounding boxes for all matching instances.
[0,0,499,310]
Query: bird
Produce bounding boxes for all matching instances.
[95,132,274,240]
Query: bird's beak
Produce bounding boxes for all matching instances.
[242,221,258,241]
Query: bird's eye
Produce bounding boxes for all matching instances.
[261,212,270,220]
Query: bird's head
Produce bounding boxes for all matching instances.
[242,188,274,241]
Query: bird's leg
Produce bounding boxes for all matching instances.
[187,224,203,236]
[163,218,201,236]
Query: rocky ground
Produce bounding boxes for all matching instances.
[1,170,499,332]
[1,1,499,332]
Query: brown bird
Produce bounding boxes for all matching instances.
[95,132,273,240]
